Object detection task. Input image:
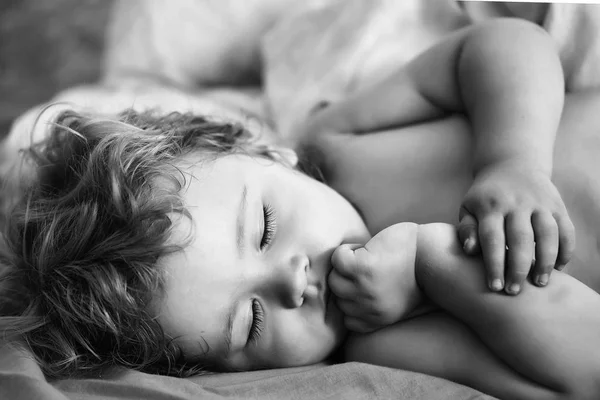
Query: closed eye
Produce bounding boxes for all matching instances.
[260,204,276,250]
[248,299,264,345]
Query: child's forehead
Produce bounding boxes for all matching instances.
[171,151,306,204]
[177,151,271,174]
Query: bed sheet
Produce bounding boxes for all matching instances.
[1,339,495,400]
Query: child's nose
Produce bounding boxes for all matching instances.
[264,254,309,309]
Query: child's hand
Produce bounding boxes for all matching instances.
[458,161,576,295]
[329,222,423,333]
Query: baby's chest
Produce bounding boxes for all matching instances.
[315,116,474,233]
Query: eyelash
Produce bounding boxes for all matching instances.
[249,299,264,345]
[260,204,276,250]
[248,204,275,345]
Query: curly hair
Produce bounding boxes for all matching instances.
[0,107,280,379]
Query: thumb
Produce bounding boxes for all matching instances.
[458,208,480,255]
[331,243,364,279]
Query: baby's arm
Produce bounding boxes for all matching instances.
[304,18,563,152]
[343,223,600,399]
[304,18,573,293]
[414,223,600,398]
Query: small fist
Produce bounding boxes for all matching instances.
[329,222,424,333]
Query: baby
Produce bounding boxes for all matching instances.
[1,16,600,400]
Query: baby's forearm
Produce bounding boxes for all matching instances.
[414,223,600,398]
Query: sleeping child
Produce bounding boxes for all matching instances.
[1,16,599,400]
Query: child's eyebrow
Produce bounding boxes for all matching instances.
[236,184,248,258]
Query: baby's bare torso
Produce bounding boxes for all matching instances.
[314,93,600,292]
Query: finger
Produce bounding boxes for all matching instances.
[344,316,376,334]
[458,208,481,255]
[328,270,357,299]
[335,297,362,318]
[531,211,559,286]
[505,212,535,295]
[478,214,506,292]
[555,214,576,270]
[331,243,363,279]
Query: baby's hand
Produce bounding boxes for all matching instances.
[458,161,575,295]
[329,222,423,333]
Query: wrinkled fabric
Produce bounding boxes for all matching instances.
[1,340,494,400]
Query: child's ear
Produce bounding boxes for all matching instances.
[270,146,299,168]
